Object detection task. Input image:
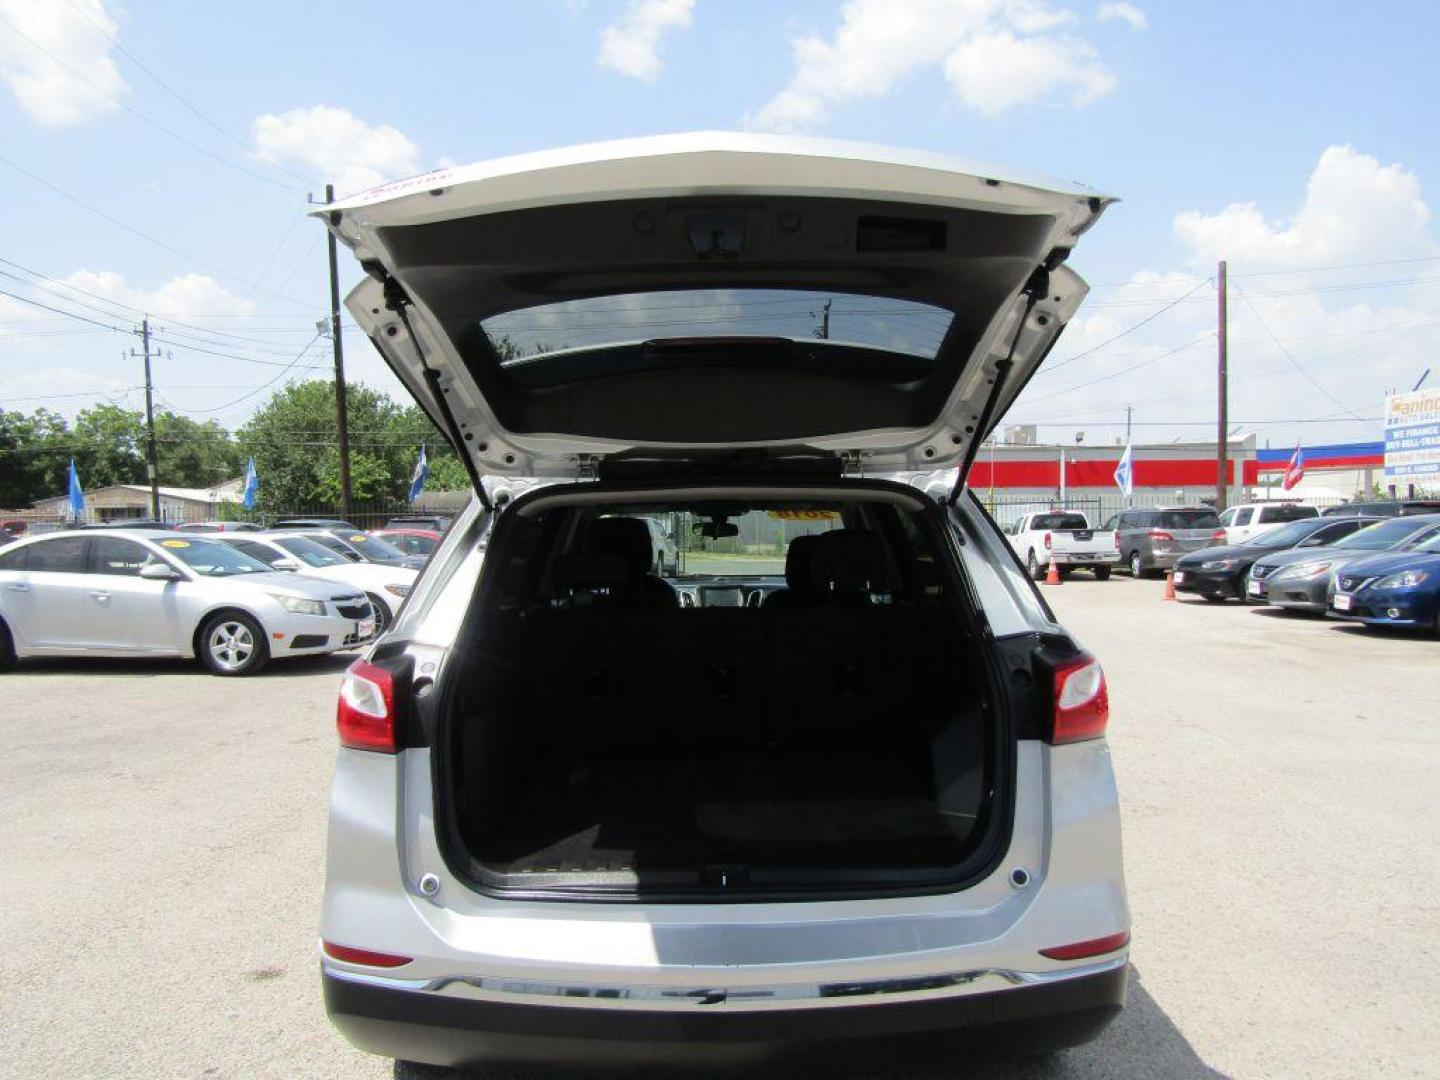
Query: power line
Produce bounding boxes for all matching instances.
[163,334,326,414]
[1038,277,1213,376]
[1021,333,1216,406]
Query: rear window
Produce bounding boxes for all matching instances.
[25,536,86,572]
[1257,504,1317,523]
[1030,513,1088,530]
[481,289,954,386]
[1154,510,1219,529]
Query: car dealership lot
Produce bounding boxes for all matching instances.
[0,581,1434,1079]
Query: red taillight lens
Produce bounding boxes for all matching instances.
[336,658,396,753]
[1114,531,1122,550]
[1147,529,1175,541]
[1210,529,1227,543]
[322,940,412,968]
[1039,930,1130,961]
[1043,532,1052,550]
[1049,655,1109,744]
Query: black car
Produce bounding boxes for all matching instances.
[1171,516,1372,601]
[272,517,361,530]
[1321,499,1440,518]
[383,514,452,533]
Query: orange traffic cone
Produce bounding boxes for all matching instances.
[1044,559,1062,586]
[1162,571,1177,601]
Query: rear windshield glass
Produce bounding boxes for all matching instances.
[481,289,954,372]
[1154,510,1219,529]
[1031,513,1089,530]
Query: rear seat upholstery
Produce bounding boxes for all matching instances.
[516,530,945,754]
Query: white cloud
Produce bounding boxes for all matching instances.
[0,0,126,126]
[752,0,1116,132]
[1011,147,1440,448]
[250,106,421,197]
[597,0,694,81]
[945,30,1115,115]
[1096,2,1146,30]
[57,270,258,320]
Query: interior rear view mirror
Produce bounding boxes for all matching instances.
[694,521,740,539]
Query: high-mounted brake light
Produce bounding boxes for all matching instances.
[1147,529,1175,542]
[1049,655,1109,744]
[337,658,396,753]
[322,940,412,968]
[1039,930,1130,961]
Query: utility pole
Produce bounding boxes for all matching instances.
[1216,260,1229,511]
[129,317,162,519]
[1124,404,1133,446]
[815,298,832,339]
[326,183,354,520]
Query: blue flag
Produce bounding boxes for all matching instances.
[67,458,85,516]
[408,446,429,503]
[1113,444,1134,497]
[241,457,259,510]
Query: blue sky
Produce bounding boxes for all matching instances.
[3,0,1439,453]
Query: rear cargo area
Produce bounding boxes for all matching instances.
[435,491,1003,900]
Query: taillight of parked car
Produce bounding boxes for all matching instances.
[1210,529,1227,543]
[1147,529,1175,542]
[337,658,397,753]
[1048,654,1109,744]
[1043,532,1052,550]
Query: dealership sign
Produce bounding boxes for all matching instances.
[1384,388,1440,487]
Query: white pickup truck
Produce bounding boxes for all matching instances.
[1002,510,1119,580]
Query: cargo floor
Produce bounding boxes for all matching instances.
[469,751,973,882]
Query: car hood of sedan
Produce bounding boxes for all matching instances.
[1334,550,1440,582]
[244,571,364,601]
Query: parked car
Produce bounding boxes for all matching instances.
[1003,511,1119,579]
[1320,499,1440,518]
[0,531,374,675]
[645,516,679,575]
[1248,514,1440,612]
[316,135,1128,1070]
[215,533,417,636]
[174,521,264,533]
[372,528,441,558]
[272,517,361,531]
[383,514,452,533]
[78,519,176,530]
[1216,502,1318,544]
[0,526,15,546]
[294,528,428,571]
[1172,515,1363,601]
[1328,528,1440,632]
[1105,507,1222,578]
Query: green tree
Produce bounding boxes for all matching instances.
[72,404,146,487]
[0,408,73,507]
[154,412,243,488]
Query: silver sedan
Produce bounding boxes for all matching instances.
[0,530,376,675]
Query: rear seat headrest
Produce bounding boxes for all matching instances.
[589,517,655,578]
[814,531,891,594]
[783,534,823,593]
[553,553,632,591]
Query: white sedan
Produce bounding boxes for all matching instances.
[0,530,375,676]
[215,532,417,636]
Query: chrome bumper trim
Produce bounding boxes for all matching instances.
[321,954,1129,1012]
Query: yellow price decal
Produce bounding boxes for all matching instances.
[160,539,191,548]
[349,535,368,543]
[767,509,839,521]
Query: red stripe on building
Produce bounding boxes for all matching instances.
[969,458,1254,488]
[1256,454,1383,472]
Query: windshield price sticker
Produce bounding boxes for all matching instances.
[768,510,839,521]
[349,535,368,543]
[160,539,190,548]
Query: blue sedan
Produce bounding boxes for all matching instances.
[1328,534,1440,633]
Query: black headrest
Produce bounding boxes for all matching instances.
[814,531,890,594]
[553,553,632,591]
[589,517,654,578]
[783,534,823,593]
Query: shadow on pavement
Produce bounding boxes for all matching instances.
[394,967,1226,1080]
[7,650,358,678]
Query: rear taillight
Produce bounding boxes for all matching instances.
[1114,531,1122,550]
[1039,930,1130,961]
[1048,655,1109,744]
[1210,529,1227,543]
[322,941,412,968]
[337,658,396,753]
[1147,529,1175,542]
[1043,532,1052,550]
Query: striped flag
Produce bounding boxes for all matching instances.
[1282,443,1305,491]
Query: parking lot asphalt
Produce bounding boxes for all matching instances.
[0,578,1435,1080]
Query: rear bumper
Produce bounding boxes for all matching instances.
[323,961,1127,1069]
[1051,553,1120,566]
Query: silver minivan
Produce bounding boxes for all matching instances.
[1107,507,1223,577]
[317,134,1129,1072]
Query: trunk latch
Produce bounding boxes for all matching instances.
[704,864,750,889]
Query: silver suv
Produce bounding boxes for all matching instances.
[1107,507,1223,577]
[317,134,1129,1071]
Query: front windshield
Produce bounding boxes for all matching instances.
[670,508,844,577]
[275,536,348,568]
[1410,530,1440,553]
[1332,518,1436,550]
[336,532,407,561]
[160,538,271,576]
